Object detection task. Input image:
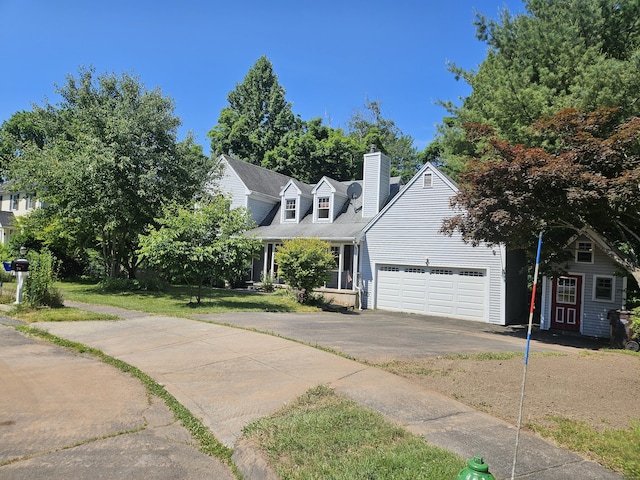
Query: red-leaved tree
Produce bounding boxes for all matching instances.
[442,107,640,283]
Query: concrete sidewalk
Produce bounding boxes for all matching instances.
[29,303,621,479]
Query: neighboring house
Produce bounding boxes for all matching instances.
[0,187,41,245]
[216,151,527,326]
[539,236,627,338]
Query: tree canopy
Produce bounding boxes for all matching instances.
[2,66,212,278]
[442,107,640,284]
[348,100,420,182]
[138,196,260,303]
[209,58,420,183]
[436,0,640,177]
[208,56,301,166]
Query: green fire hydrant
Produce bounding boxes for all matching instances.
[456,455,496,480]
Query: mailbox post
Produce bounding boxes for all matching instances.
[11,247,30,304]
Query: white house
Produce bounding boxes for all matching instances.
[0,187,41,244]
[216,150,527,325]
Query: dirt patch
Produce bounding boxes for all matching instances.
[382,351,640,432]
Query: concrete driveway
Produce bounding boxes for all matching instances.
[0,320,235,480]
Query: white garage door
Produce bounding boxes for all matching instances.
[376,265,486,321]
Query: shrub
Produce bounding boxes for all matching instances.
[25,248,63,307]
[274,238,335,303]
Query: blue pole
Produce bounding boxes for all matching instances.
[511,231,543,480]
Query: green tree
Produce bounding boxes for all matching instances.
[442,107,640,285]
[4,66,212,279]
[435,0,640,176]
[208,56,301,165]
[274,238,336,304]
[348,100,420,182]
[137,196,261,304]
[262,118,364,182]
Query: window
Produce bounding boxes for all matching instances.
[26,194,36,210]
[317,197,330,219]
[575,241,593,263]
[10,194,19,211]
[594,275,614,302]
[284,199,296,220]
[423,173,433,188]
[556,277,577,304]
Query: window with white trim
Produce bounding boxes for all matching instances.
[593,275,614,302]
[423,173,433,188]
[317,196,330,219]
[10,194,19,211]
[575,241,593,263]
[284,199,296,220]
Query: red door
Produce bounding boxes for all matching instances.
[551,275,582,332]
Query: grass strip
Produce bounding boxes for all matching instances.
[243,385,465,479]
[16,325,240,478]
[531,416,640,479]
[11,306,119,323]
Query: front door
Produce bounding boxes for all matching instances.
[551,275,582,332]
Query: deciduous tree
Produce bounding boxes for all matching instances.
[3,66,212,278]
[442,107,640,284]
[137,196,261,303]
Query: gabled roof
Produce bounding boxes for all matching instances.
[281,178,314,197]
[363,163,455,233]
[221,154,292,199]
[312,177,349,197]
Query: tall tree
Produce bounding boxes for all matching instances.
[4,66,212,278]
[435,0,640,177]
[348,100,420,182]
[208,56,301,165]
[442,107,640,284]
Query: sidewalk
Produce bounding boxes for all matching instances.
[30,302,621,479]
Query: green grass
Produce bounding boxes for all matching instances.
[531,416,640,479]
[243,385,465,479]
[58,280,319,316]
[12,306,118,323]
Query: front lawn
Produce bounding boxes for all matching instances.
[57,280,318,317]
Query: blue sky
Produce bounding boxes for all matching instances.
[0,0,525,153]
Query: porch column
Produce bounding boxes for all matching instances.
[338,245,344,290]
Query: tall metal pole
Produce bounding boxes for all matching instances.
[511,231,543,480]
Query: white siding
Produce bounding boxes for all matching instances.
[540,240,626,338]
[218,163,249,211]
[361,165,506,325]
[362,152,390,218]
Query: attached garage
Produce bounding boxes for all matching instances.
[376,265,487,321]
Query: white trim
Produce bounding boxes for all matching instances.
[592,274,616,303]
[575,241,594,264]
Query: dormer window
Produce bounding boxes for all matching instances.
[285,199,296,220]
[317,197,330,219]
